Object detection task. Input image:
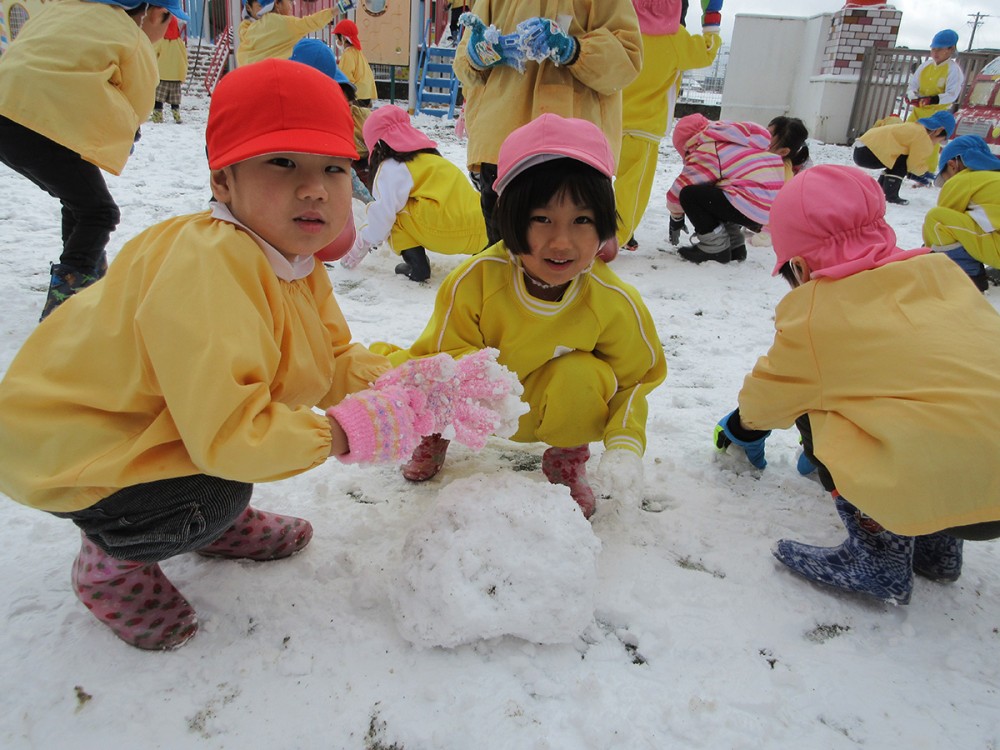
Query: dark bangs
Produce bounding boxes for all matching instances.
[496,158,617,255]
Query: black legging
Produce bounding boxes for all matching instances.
[852,145,907,177]
[678,183,762,235]
[0,115,119,270]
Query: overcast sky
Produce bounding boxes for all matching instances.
[719,1,1000,53]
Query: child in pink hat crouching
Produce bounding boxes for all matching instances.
[715,164,1000,605]
[341,105,488,281]
[373,114,667,518]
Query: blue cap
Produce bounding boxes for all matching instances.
[938,134,1000,173]
[931,29,959,48]
[290,39,355,91]
[917,110,956,138]
[85,0,189,22]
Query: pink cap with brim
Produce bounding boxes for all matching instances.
[362,105,437,158]
[207,59,358,170]
[493,114,615,195]
[769,165,929,280]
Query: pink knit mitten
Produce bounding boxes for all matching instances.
[197,507,313,561]
[374,348,525,450]
[328,385,434,464]
[72,534,198,650]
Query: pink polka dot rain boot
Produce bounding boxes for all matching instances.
[197,507,313,561]
[71,534,198,650]
[542,445,596,519]
[401,433,451,482]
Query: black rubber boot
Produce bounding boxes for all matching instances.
[723,223,747,262]
[879,173,908,205]
[394,247,431,282]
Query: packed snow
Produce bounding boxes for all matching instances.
[1,94,999,749]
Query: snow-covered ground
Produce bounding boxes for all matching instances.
[2,94,998,749]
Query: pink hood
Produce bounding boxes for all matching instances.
[672,115,771,157]
[632,0,683,35]
[770,165,929,280]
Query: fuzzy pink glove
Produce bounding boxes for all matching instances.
[373,349,527,451]
[327,385,435,464]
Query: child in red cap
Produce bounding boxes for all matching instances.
[341,105,488,281]
[374,114,666,519]
[714,164,1000,606]
[332,19,377,106]
[0,59,516,651]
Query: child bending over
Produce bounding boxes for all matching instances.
[923,134,1000,292]
[236,0,335,66]
[715,164,1000,605]
[0,60,513,651]
[341,105,488,281]
[667,114,786,264]
[852,110,955,205]
[374,114,667,518]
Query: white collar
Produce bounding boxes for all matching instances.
[211,202,316,282]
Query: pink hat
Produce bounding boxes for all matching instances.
[671,113,709,156]
[493,114,615,195]
[769,165,929,280]
[207,59,357,169]
[362,105,437,157]
[333,19,362,50]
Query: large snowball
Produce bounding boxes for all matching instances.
[390,472,601,648]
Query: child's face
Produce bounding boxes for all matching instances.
[520,189,601,288]
[937,157,964,185]
[211,152,353,260]
[274,0,293,15]
[930,46,955,64]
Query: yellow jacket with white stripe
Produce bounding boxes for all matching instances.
[383,244,666,454]
[0,1,157,175]
[936,169,1000,234]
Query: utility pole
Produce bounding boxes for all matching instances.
[967,12,991,50]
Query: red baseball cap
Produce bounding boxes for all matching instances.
[207,59,358,170]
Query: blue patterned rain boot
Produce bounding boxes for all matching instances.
[913,533,963,582]
[773,495,914,604]
[40,251,108,321]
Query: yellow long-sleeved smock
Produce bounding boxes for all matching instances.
[0,211,389,513]
[857,121,935,176]
[236,9,334,66]
[338,46,377,100]
[0,1,157,175]
[453,0,641,169]
[738,254,1000,535]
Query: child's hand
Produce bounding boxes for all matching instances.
[374,349,526,450]
[327,385,435,464]
[592,449,644,506]
[714,409,770,469]
[517,17,578,66]
[461,13,526,72]
[340,237,372,270]
[908,171,935,188]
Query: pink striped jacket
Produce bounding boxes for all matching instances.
[666,120,786,227]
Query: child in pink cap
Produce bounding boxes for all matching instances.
[714,164,1000,605]
[373,114,667,518]
[341,105,488,281]
[0,59,516,651]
